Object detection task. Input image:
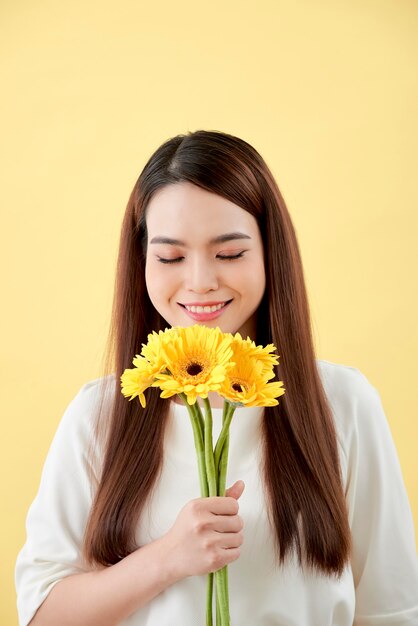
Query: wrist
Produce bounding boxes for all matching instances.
[158,532,185,585]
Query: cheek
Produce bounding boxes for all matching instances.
[144,262,154,296]
[247,260,266,300]
[145,262,164,299]
[233,259,265,291]
[145,262,177,301]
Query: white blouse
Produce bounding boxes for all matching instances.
[15,359,418,625]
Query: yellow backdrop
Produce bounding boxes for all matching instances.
[1,0,417,623]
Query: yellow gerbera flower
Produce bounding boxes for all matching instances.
[120,358,156,408]
[151,324,235,405]
[218,334,285,406]
[121,328,179,407]
[228,332,280,380]
[136,328,178,370]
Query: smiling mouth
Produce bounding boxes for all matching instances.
[179,299,233,313]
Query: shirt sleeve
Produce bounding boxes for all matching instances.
[345,370,418,625]
[14,378,107,626]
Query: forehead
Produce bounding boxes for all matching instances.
[145,182,258,239]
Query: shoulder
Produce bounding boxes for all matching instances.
[315,359,386,477]
[74,372,117,409]
[62,373,117,424]
[316,358,381,420]
[316,358,377,399]
[48,373,117,464]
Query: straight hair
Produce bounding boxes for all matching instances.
[83,130,351,576]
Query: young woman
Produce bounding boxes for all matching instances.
[15,130,418,625]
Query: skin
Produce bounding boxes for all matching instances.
[144,181,266,408]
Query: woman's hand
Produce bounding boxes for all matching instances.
[163,480,245,581]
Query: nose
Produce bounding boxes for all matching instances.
[184,256,219,293]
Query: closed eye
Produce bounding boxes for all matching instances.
[157,252,246,264]
[157,256,184,263]
[217,250,245,260]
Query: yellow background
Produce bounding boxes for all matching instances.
[1,0,417,622]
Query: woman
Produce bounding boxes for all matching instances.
[15,130,418,625]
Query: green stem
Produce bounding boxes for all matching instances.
[218,399,228,490]
[207,571,214,626]
[198,399,217,625]
[202,398,229,626]
[216,404,235,623]
[201,401,220,623]
[195,398,205,435]
[178,393,208,497]
[202,398,217,497]
[214,403,235,480]
[221,564,229,619]
[178,395,212,624]
[218,429,229,496]
[178,393,213,626]
[218,429,231,618]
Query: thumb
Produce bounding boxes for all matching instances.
[224,480,245,500]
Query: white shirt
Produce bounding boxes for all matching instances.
[15,359,418,625]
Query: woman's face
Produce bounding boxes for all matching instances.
[144,181,266,339]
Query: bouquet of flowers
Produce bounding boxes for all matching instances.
[120,324,285,625]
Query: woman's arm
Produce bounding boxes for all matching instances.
[28,483,245,626]
[344,370,418,624]
[28,535,179,626]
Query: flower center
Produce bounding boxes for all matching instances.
[231,379,248,393]
[187,362,203,376]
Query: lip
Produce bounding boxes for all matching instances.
[179,300,231,306]
[179,299,233,321]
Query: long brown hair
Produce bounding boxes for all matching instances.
[83,130,351,576]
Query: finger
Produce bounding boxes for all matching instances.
[210,514,244,532]
[217,531,244,549]
[205,496,239,515]
[225,480,245,500]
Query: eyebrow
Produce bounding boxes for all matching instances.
[150,232,252,246]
